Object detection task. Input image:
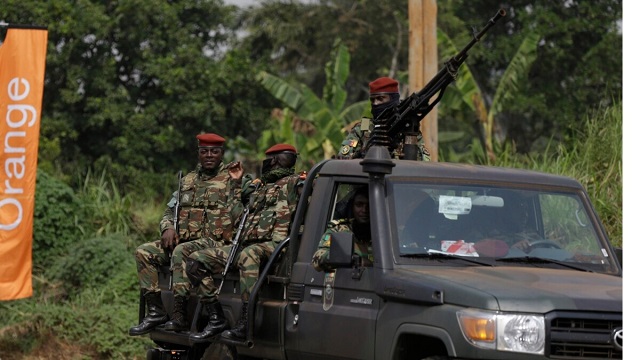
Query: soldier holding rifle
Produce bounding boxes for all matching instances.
[186,144,304,343]
[129,133,245,336]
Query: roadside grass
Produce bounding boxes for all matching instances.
[489,102,622,247]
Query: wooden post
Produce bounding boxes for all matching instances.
[408,0,438,161]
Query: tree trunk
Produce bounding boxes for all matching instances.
[408,0,438,161]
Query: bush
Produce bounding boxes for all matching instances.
[0,235,150,359]
[49,234,135,297]
[33,170,88,272]
[40,271,152,359]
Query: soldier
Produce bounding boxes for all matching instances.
[186,143,303,343]
[129,133,245,336]
[338,77,430,161]
[312,186,371,272]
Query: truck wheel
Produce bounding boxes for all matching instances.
[201,343,237,360]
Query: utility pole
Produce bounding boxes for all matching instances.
[408,0,438,161]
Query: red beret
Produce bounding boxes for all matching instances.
[369,77,399,95]
[265,143,297,155]
[196,133,225,147]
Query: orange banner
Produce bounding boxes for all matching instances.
[0,26,48,300]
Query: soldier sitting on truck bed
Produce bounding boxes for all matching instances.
[185,144,304,343]
[129,133,245,336]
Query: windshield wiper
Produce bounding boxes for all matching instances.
[496,256,593,272]
[400,251,494,266]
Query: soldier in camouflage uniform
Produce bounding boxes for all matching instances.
[337,77,430,161]
[186,144,303,343]
[129,133,245,336]
[312,186,372,272]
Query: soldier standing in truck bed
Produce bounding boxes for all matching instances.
[338,77,430,161]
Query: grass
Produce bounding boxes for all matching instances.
[488,102,622,247]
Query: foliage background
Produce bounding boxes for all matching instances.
[0,0,622,358]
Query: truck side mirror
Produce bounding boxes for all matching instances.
[327,232,354,268]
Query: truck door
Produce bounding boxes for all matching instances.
[287,181,381,360]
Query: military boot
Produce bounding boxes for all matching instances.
[129,291,169,336]
[164,295,189,331]
[190,300,230,343]
[221,302,248,342]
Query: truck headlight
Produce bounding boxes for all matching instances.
[457,309,545,355]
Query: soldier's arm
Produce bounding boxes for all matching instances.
[312,231,333,272]
[159,192,178,234]
[416,133,431,162]
[337,122,366,159]
[311,220,350,271]
[270,185,294,244]
[228,173,253,222]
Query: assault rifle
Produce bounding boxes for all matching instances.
[214,205,251,296]
[169,170,183,290]
[366,8,506,160]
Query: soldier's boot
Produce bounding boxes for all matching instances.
[221,302,248,341]
[190,300,230,343]
[129,291,169,336]
[164,295,189,331]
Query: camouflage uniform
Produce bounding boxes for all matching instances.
[190,169,303,302]
[312,218,373,272]
[134,162,243,296]
[338,118,430,161]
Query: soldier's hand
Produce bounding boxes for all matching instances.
[162,228,178,251]
[511,238,531,252]
[228,161,244,180]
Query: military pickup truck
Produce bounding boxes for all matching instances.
[140,146,622,360]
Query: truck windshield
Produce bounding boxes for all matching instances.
[390,182,618,273]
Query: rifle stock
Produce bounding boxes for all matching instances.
[366,8,506,160]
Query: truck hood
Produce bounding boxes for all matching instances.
[379,266,622,313]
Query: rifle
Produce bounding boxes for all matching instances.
[366,8,506,160]
[214,205,251,296]
[169,170,183,290]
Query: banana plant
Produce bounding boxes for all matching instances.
[439,30,540,161]
[257,39,369,164]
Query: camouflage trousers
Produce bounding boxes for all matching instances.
[189,240,277,302]
[134,237,223,297]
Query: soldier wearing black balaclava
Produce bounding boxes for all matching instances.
[337,77,430,161]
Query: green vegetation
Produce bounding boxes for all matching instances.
[483,101,622,247]
[0,101,621,359]
[0,0,621,358]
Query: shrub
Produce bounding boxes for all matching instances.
[49,234,134,297]
[33,170,88,272]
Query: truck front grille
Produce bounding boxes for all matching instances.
[548,311,622,359]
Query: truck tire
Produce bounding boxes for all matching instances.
[201,343,237,360]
